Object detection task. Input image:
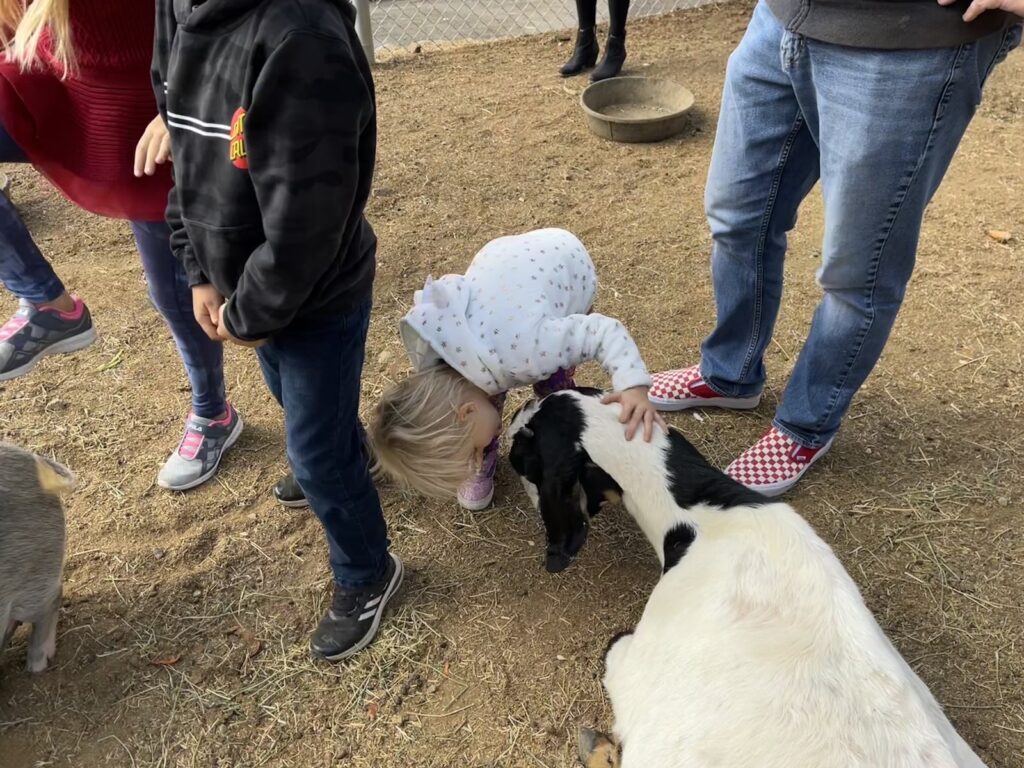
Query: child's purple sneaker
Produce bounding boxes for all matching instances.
[457,439,499,511]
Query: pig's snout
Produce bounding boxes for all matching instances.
[35,455,76,496]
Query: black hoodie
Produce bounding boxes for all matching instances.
[153,0,376,341]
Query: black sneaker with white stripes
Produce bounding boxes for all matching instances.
[310,553,404,662]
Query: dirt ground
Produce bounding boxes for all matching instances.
[2,3,1023,766]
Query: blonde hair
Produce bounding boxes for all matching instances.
[369,365,478,499]
[1,0,74,77]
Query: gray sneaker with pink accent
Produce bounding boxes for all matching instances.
[157,404,243,491]
[0,297,97,382]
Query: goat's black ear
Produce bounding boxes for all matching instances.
[508,437,527,478]
[538,456,588,573]
[580,461,621,520]
[509,430,540,486]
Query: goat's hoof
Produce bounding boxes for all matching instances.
[545,551,574,573]
[578,726,618,767]
[26,655,52,674]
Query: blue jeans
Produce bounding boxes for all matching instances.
[701,1,1022,448]
[0,125,226,418]
[257,301,390,589]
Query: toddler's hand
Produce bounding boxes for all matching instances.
[602,386,668,442]
[938,0,1024,21]
[134,115,172,177]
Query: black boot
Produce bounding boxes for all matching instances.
[591,33,626,81]
[560,27,599,77]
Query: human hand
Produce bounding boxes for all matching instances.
[938,0,1024,22]
[216,303,265,348]
[192,284,224,341]
[134,115,172,177]
[602,386,668,442]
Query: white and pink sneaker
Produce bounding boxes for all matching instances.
[649,364,761,412]
[158,404,244,491]
[726,427,834,497]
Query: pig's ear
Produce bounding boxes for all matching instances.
[34,455,76,496]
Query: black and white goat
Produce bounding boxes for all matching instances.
[507,390,988,768]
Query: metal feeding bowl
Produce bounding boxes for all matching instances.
[580,76,695,143]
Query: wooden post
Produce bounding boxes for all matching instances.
[353,0,374,66]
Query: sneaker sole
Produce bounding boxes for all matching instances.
[0,326,98,382]
[157,415,245,492]
[276,496,310,509]
[650,392,762,412]
[314,553,405,663]
[457,487,495,512]
[733,437,835,498]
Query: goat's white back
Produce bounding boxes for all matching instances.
[569,395,986,768]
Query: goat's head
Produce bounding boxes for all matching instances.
[507,389,621,573]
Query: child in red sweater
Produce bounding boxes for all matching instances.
[0,0,239,491]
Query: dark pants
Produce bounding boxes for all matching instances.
[130,220,226,419]
[575,0,630,36]
[257,301,389,589]
[0,125,226,418]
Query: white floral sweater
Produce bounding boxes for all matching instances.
[399,228,652,396]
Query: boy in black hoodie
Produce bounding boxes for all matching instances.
[152,0,401,661]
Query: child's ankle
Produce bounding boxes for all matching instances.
[36,293,78,315]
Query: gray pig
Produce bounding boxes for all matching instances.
[0,442,74,672]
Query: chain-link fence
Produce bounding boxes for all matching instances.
[355,0,707,56]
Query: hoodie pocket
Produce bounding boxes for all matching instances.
[181,217,264,295]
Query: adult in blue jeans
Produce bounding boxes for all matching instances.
[649,0,1023,497]
[0,0,239,491]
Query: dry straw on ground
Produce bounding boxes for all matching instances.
[2,3,1023,766]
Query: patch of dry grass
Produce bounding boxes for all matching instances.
[2,2,1023,765]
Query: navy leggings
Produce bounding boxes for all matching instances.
[0,124,226,418]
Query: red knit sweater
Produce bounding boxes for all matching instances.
[0,0,171,221]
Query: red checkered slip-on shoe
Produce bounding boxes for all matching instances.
[726,427,834,497]
[649,364,762,412]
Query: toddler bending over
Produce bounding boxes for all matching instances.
[370,228,663,510]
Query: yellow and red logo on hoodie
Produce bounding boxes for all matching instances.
[229,107,248,169]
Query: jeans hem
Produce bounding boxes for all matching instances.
[12,281,67,306]
[191,402,229,420]
[332,555,390,591]
[699,362,764,400]
[771,417,834,451]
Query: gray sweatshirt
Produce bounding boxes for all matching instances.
[764,0,1018,49]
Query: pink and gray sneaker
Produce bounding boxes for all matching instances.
[649,364,762,412]
[158,404,244,491]
[0,296,97,382]
[726,427,834,497]
[457,439,499,512]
